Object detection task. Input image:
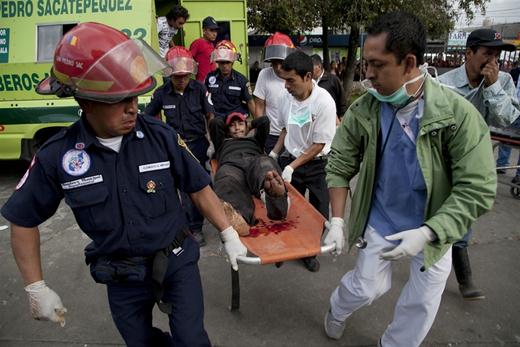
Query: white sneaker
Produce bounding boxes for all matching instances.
[324,308,346,340]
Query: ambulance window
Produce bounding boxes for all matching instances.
[37,24,76,62]
[216,21,231,42]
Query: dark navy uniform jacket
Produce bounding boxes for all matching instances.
[1,115,211,259]
[144,79,214,142]
[205,69,253,119]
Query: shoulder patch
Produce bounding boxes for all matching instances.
[16,156,37,190]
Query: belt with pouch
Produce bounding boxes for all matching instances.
[151,229,189,314]
[88,229,188,315]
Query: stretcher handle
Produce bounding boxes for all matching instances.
[496,165,520,170]
[236,243,337,265]
[236,255,262,265]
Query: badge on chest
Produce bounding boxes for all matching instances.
[62,149,91,176]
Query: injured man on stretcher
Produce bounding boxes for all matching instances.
[209,112,289,236]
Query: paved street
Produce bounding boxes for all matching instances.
[0,155,519,347]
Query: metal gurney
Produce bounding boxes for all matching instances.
[210,160,334,310]
[491,126,520,199]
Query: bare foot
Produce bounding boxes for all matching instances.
[264,170,286,197]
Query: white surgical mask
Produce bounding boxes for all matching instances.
[362,63,428,107]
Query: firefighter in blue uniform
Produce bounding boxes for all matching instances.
[0,22,247,347]
[144,46,214,246]
[205,40,255,119]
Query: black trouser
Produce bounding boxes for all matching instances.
[279,155,329,219]
[264,134,280,154]
[453,229,473,249]
[106,237,210,347]
[181,137,209,233]
[214,155,287,224]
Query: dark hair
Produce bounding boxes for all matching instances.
[367,11,425,66]
[166,5,189,21]
[310,54,323,67]
[282,51,313,79]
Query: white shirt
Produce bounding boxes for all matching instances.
[316,70,325,84]
[394,96,424,144]
[517,78,520,101]
[157,16,178,58]
[253,67,287,136]
[279,83,337,158]
[96,136,123,153]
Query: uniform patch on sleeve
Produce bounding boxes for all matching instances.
[15,156,36,190]
[62,149,91,176]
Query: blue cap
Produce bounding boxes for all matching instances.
[466,29,515,51]
[202,16,219,30]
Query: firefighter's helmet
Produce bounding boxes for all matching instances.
[36,22,168,104]
[165,46,198,76]
[262,32,295,62]
[211,40,239,63]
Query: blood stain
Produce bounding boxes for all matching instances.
[248,218,297,237]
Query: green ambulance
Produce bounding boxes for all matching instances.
[0,0,249,160]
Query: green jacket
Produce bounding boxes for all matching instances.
[326,77,497,269]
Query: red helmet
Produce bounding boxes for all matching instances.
[36,22,168,104]
[263,32,295,62]
[165,46,198,76]
[211,40,239,63]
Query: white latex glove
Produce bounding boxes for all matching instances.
[206,141,215,159]
[24,280,67,327]
[380,226,436,261]
[205,142,215,171]
[323,217,345,255]
[220,226,247,271]
[268,150,278,160]
[281,165,294,183]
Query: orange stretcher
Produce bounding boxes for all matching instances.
[210,160,334,310]
[236,183,330,264]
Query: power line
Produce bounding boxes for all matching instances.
[477,14,520,18]
[480,7,520,13]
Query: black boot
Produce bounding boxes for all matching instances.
[150,327,173,346]
[452,247,485,300]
